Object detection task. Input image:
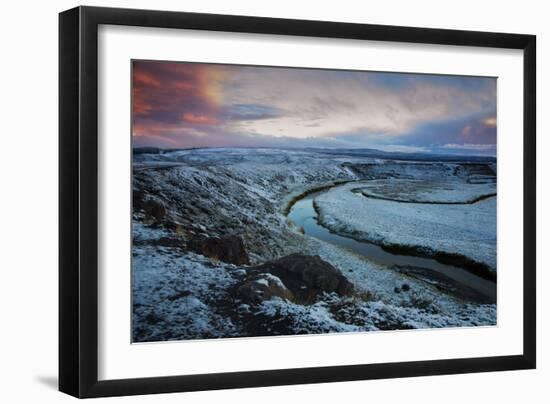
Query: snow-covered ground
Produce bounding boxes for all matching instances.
[132,148,497,342]
[352,178,495,204]
[315,182,497,272]
[133,223,242,341]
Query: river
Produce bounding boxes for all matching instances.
[287,186,496,303]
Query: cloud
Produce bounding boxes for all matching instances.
[132,61,497,154]
[224,104,284,121]
[482,116,497,127]
[182,112,218,125]
[374,145,430,153]
[223,68,495,138]
[132,61,232,126]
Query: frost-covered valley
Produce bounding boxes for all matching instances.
[132,147,497,342]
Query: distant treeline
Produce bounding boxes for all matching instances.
[133,147,204,155]
[133,147,162,155]
[307,148,496,163]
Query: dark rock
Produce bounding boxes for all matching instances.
[394,287,401,293]
[236,274,294,304]
[155,237,184,248]
[187,235,250,265]
[167,290,190,301]
[162,221,187,236]
[249,254,354,304]
[402,283,410,292]
[135,193,167,222]
[144,312,161,325]
[133,190,145,208]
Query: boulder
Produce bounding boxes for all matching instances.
[236,273,294,304]
[249,254,354,304]
[155,237,184,249]
[144,199,166,221]
[134,191,167,222]
[162,220,187,236]
[187,235,250,265]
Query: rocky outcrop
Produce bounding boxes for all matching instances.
[134,191,167,222]
[242,254,354,305]
[236,273,294,304]
[187,235,250,265]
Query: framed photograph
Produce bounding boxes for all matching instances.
[59,6,536,398]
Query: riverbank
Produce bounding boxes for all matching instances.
[315,182,497,274]
[287,186,496,302]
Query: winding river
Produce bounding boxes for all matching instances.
[287,186,496,303]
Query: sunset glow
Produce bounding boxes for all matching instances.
[132,60,497,155]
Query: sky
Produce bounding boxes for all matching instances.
[132,60,497,156]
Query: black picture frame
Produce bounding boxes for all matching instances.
[59,5,536,398]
